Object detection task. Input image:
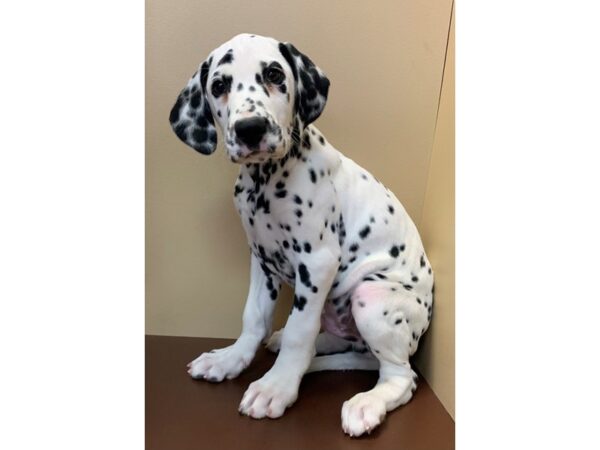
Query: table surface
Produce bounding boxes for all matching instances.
[146,335,454,450]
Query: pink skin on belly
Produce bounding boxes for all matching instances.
[320,298,361,340]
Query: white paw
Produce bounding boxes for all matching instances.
[265,329,283,353]
[341,392,387,437]
[238,372,299,419]
[187,344,253,382]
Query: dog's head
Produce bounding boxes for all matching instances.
[169,34,330,163]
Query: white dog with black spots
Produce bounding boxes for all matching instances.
[169,33,434,437]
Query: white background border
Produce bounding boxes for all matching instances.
[1,1,144,448]
[1,1,599,448]
[458,1,600,448]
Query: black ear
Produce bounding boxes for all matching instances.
[278,42,330,126]
[169,57,217,155]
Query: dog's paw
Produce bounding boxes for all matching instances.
[341,392,387,437]
[238,372,299,419]
[187,344,253,382]
[265,329,283,353]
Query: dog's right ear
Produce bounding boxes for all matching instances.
[169,57,217,155]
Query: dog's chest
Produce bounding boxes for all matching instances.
[232,159,330,284]
[233,170,295,282]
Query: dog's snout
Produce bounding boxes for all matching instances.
[234,117,268,147]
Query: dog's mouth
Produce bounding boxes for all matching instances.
[225,120,287,164]
[227,143,285,164]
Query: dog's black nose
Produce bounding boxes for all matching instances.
[234,117,268,147]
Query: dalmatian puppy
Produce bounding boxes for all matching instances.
[170,33,434,437]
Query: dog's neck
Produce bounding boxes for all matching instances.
[237,125,324,192]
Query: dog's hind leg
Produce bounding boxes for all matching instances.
[340,279,428,437]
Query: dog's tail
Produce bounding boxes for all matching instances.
[306,352,379,373]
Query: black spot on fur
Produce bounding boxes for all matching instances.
[298,263,312,288]
[192,128,207,142]
[302,133,311,149]
[359,226,371,239]
[293,295,307,311]
[174,123,187,141]
[220,74,233,95]
[190,91,201,108]
[170,97,183,123]
[255,193,270,214]
[217,50,234,66]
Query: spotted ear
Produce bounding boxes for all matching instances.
[169,57,217,155]
[278,42,330,126]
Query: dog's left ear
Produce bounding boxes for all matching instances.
[169,57,218,155]
[278,42,330,126]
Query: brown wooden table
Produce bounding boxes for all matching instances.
[146,335,454,450]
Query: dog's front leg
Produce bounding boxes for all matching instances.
[239,251,338,418]
[187,253,280,382]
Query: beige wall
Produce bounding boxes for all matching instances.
[414,8,455,418]
[146,0,454,415]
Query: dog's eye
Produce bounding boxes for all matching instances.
[211,79,226,97]
[265,67,285,85]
